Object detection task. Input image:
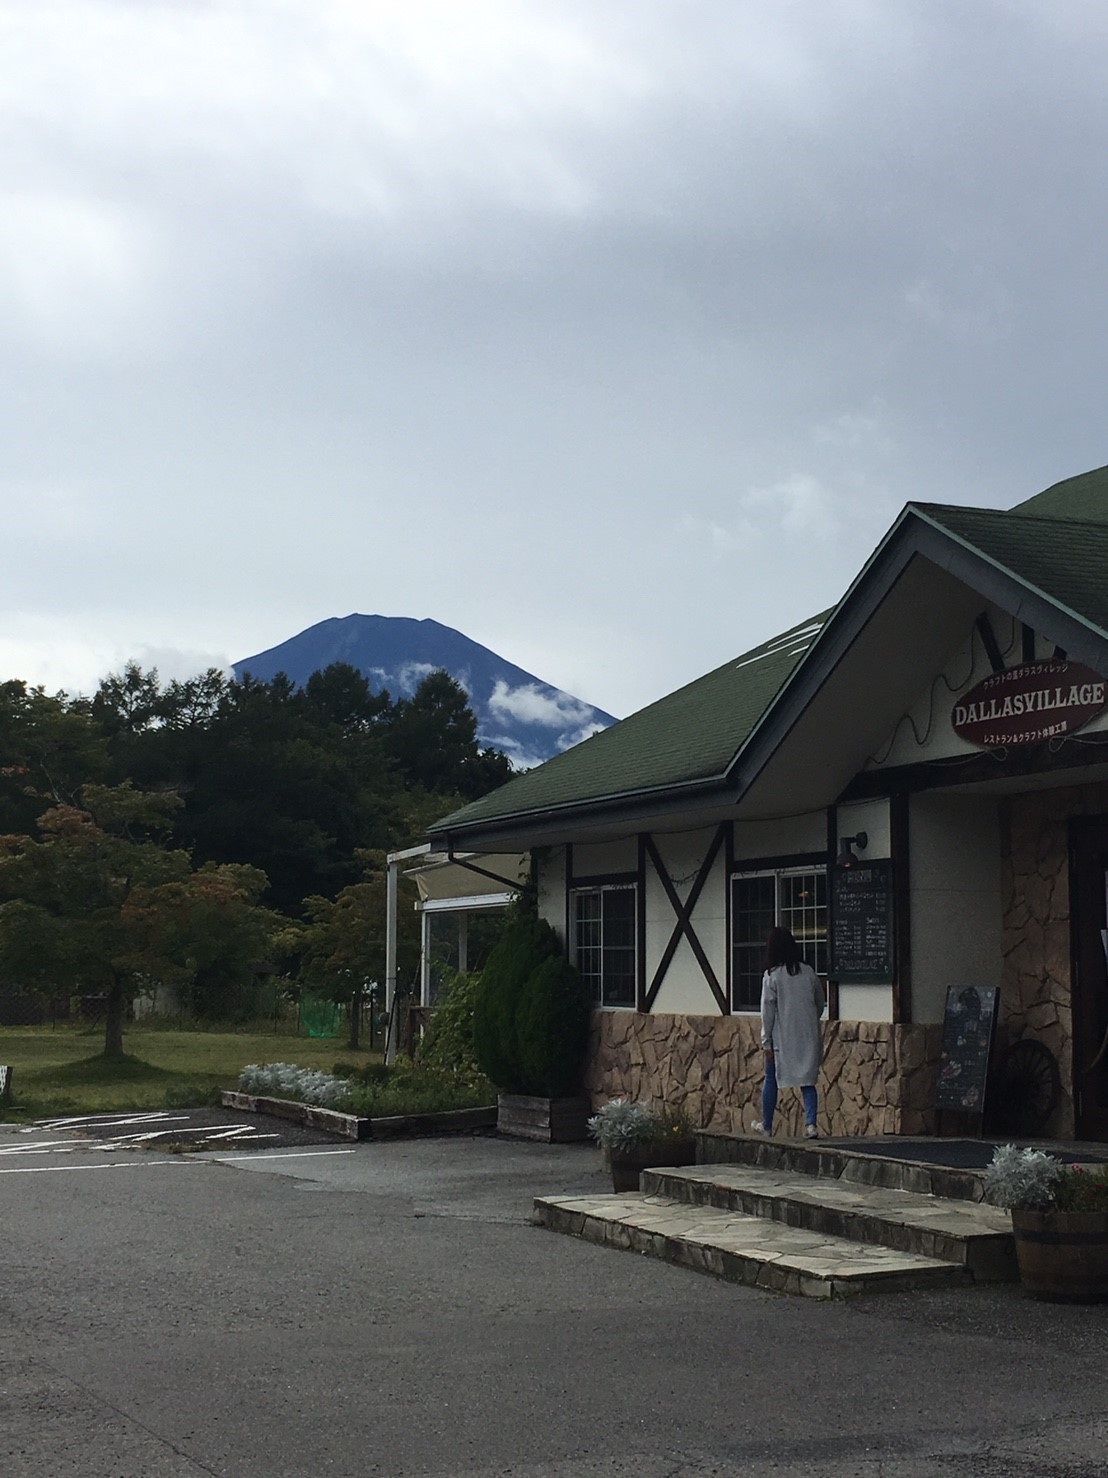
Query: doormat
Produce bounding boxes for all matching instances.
[821,1138,1108,1170]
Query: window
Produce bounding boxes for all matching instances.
[731,867,828,1010]
[571,885,636,1007]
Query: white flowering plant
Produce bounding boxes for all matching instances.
[238,1062,351,1109]
[984,1144,1108,1213]
[587,1098,693,1154]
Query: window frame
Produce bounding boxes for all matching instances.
[730,863,829,1012]
[569,882,638,1010]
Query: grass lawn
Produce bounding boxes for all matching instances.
[0,1026,382,1120]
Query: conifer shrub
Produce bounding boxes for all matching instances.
[514,953,592,1098]
[472,908,590,1097]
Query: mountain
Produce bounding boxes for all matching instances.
[233,615,618,769]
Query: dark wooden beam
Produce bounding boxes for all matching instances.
[825,807,840,1022]
[840,733,1108,801]
[636,833,647,1013]
[975,612,1006,674]
[890,793,911,1024]
[1021,623,1036,664]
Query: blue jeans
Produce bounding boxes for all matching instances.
[762,1054,818,1129]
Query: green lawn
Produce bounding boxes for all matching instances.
[0,1027,381,1120]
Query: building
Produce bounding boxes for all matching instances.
[426,466,1108,1141]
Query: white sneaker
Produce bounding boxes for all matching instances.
[804,1124,820,1140]
[749,1121,770,1137]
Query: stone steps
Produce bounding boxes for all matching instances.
[533,1137,1018,1298]
[695,1129,989,1201]
[533,1192,968,1299]
[644,1163,1015,1281]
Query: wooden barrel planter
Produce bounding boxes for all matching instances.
[609,1138,697,1193]
[1011,1209,1108,1302]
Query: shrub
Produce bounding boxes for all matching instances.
[472,912,558,1093]
[417,968,488,1087]
[514,953,592,1098]
[339,1062,493,1118]
[471,908,592,1097]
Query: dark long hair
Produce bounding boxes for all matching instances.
[765,926,802,975]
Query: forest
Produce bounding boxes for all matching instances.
[0,661,514,1054]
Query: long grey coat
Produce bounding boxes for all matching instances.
[760,963,826,1087]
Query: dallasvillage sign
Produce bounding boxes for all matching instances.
[952,660,1108,749]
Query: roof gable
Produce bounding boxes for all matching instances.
[430,469,1108,845]
[429,613,829,834]
[913,504,1108,637]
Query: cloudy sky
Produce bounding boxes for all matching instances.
[4,1,1108,720]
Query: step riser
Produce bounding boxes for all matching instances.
[696,1132,986,1202]
[535,1200,967,1299]
[646,1170,1016,1282]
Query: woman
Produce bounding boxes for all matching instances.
[750,925,826,1139]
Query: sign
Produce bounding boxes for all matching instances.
[830,860,893,983]
[952,660,1107,749]
[935,985,999,1114]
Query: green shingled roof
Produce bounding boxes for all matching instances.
[1014,464,1108,522]
[430,612,830,833]
[432,467,1108,839]
[915,504,1108,637]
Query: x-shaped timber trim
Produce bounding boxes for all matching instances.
[643,824,729,1013]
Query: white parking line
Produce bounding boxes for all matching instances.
[0,1139,99,1155]
[35,1112,190,1129]
[210,1149,356,1161]
[0,1160,178,1175]
[0,1147,356,1176]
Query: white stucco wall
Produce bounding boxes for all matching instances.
[536,846,565,939]
[835,797,890,862]
[838,984,894,1021]
[909,792,1002,1024]
[733,810,826,862]
[570,837,637,877]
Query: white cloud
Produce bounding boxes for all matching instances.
[487,680,596,730]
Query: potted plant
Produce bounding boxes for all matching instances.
[587,1098,697,1192]
[984,1144,1108,1302]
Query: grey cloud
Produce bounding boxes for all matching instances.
[2,2,1108,718]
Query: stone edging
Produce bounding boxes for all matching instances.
[222,1090,370,1140]
[221,1091,496,1141]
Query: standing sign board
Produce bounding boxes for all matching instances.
[830,860,894,983]
[935,986,999,1114]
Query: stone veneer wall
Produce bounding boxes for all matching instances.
[584,1011,943,1138]
[999,779,1108,1138]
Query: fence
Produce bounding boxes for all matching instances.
[0,987,390,1047]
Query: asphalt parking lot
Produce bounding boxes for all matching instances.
[2,1119,1107,1478]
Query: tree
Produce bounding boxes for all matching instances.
[0,680,107,832]
[295,849,420,1049]
[0,784,276,1056]
[382,671,512,799]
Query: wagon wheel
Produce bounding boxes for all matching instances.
[987,1039,1061,1136]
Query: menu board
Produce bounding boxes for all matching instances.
[935,985,998,1114]
[830,860,893,983]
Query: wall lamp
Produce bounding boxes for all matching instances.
[837,831,868,868]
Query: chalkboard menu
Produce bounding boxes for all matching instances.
[830,860,893,983]
[935,985,999,1114]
